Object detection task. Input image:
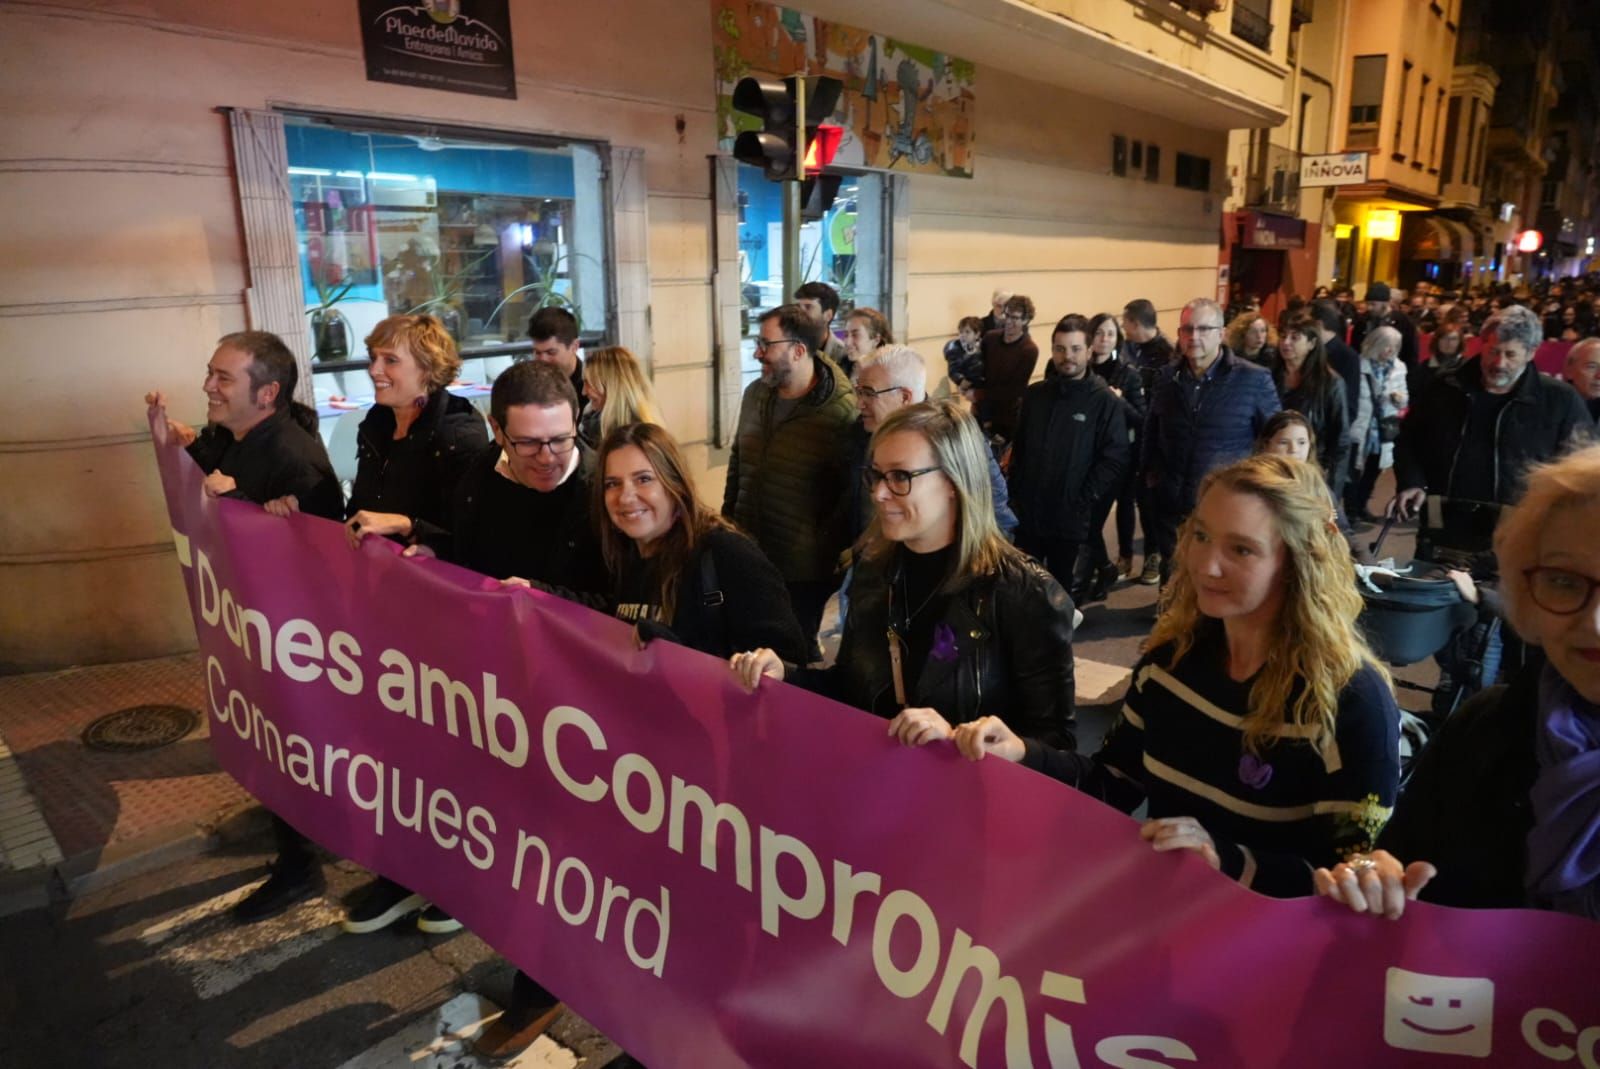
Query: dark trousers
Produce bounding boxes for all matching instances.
[272,814,316,876]
[1144,505,1181,585]
[785,579,836,662]
[1087,475,1137,570]
[1347,453,1382,516]
[1015,531,1082,594]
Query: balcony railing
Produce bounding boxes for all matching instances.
[1231,4,1274,49]
[1246,143,1302,214]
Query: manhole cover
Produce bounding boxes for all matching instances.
[82,705,200,753]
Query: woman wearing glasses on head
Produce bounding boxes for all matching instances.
[1316,444,1600,921]
[730,399,1077,754]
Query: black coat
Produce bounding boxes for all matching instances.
[187,405,343,520]
[1273,364,1351,480]
[619,527,806,663]
[800,550,1077,749]
[1324,337,1363,421]
[1375,667,1596,914]
[1089,352,1147,437]
[1008,373,1131,542]
[1394,359,1593,504]
[347,390,488,541]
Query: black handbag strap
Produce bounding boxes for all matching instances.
[699,543,730,653]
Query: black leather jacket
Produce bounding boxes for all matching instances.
[799,548,1077,749]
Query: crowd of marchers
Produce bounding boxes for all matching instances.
[143,275,1600,1063]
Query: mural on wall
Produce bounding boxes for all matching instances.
[712,1,976,179]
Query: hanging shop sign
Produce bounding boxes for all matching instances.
[1241,211,1307,249]
[712,1,976,178]
[359,0,517,100]
[1300,151,1370,188]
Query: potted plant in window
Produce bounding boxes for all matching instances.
[307,264,356,361]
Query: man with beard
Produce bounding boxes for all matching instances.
[1392,304,1591,564]
[1350,281,1419,373]
[724,304,857,659]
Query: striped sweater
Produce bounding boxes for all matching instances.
[1023,627,1400,897]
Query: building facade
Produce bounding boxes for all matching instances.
[1,0,1295,671]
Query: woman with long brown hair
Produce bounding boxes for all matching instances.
[596,422,804,661]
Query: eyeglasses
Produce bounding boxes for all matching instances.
[864,466,942,496]
[856,384,902,399]
[505,434,577,458]
[754,336,801,354]
[1523,567,1600,615]
[1177,324,1222,336]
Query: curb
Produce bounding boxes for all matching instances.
[0,801,269,917]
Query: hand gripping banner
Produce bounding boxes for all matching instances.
[149,414,1598,1068]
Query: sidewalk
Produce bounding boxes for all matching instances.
[0,653,261,916]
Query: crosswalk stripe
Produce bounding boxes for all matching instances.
[1075,657,1131,705]
[333,992,578,1069]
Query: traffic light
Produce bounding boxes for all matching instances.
[732,74,844,211]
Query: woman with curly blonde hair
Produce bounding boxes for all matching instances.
[1227,311,1279,366]
[578,345,659,446]
[952,452,1400,898]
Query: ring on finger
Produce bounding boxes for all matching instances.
[1349,858,1378,874]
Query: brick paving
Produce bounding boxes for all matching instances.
[0,653,248,866]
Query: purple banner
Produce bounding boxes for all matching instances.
[151,414,1599,1068]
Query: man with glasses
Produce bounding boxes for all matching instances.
[977,294,1040,443]
[413,360,606,607]
[1143,297,1280,586]
[725,304,857,660]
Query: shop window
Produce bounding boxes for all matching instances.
[734,163,891,388]
[282,114,613,393]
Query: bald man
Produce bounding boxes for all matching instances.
[1566,338,1600,424]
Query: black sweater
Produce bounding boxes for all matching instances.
[1023,626,1400,897]
[425,443,608,607]
[614,527,806,663]
[187,406,343,520]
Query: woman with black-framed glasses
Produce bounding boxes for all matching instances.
[730,399,1077,754]
[1316,444,1600,920]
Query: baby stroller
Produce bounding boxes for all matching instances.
[1355,516,1480,778]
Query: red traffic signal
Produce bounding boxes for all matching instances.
[731,76,844,183]
[803,124,843,176]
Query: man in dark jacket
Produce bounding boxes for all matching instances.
[724,304,857,658]
[1143,298,1281,585]
[1565,338,1600,424]
[1392,304,1591,564]
[413,361,607,608]
[1009,315,1131,602]
[1122,298,1176,584]
[1309,299,1362,423]
[148,330,343,925]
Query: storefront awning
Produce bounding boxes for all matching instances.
[1403,215,1477,262]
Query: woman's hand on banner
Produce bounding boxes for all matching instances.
[952,716,1026,763]
[888,707,953,747]
[1313,850,1436,920]
[1141,817,1220,870]
[347,510,412,548]
[729,649,784,690]
[264,495,300,518]
[202,472,238,498]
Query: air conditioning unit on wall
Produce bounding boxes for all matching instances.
[1172,0,1228,15]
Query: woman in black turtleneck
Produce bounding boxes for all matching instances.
[730,399,1077,755]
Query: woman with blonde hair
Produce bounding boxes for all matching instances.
[731,399,1077,752]
[1227,311,1280,366]
[579,345,659,447]
[951,452,1401,898]
[340,313,488,934]
[1318,444,1600,919]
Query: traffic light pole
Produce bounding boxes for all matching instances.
[782,75,806,302]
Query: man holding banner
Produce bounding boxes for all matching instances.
[146,330,343,924]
